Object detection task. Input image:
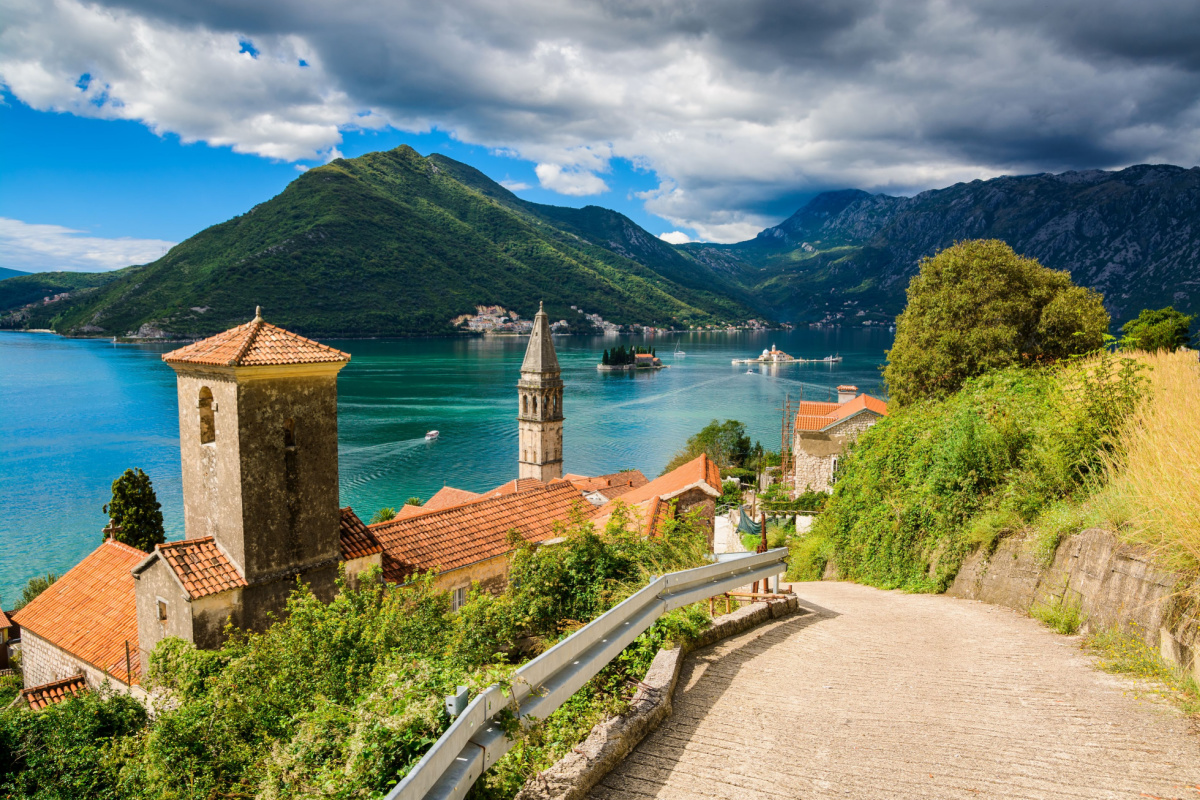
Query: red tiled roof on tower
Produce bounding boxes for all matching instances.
[368,481,588,582]
[11,538,144,685]
[155,537,248,600]
[339,507,383,560]
[162,308,350,367]
[793,393,888,433]
[21,675,88,710]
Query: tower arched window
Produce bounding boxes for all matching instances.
[284,418,296,449]
[533,395,539,415]
[199,387,215,445]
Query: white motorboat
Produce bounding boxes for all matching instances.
[425,430,440,440]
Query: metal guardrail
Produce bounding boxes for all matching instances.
[386,547,789,800]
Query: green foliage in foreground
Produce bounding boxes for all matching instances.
[0,507,712,800]
[1119,306,1195,353]
[102,468,165,552]
[884,239,1110,407]
[794,353,1146,592]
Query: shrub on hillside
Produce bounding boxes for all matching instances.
[662,419,751,473]
[1119,306,1195,353]
[805,352,1145,591]
[884,240,1110,407]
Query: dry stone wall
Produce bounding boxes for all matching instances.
[949,528,1199,681]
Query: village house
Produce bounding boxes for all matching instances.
[10,302,720,708]
[792,385,888,493]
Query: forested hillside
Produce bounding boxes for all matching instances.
[4,147,757,338]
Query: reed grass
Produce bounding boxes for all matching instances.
[1096,350,1200,578]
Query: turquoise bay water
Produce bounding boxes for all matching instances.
[0,328,892,602]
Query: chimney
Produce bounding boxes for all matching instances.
[837,385,857,404]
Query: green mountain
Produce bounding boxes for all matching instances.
[6,147,758,338]
[0,267,31,281]
[0,270,123,328]
[685,165,1200,326]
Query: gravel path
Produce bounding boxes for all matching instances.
[589,582,1200,800]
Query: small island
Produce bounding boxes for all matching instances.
[597,345,666,371]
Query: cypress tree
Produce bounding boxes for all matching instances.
[103,468,165,552]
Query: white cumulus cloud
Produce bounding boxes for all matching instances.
[534,164,609,196]
[0,217,176,272]
[499,179,531,191]
[658,231,693,244]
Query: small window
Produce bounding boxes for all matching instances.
[452,586,467,611]
[157,599,168,622]
[284,418,296,449]
[199,387,215,444]
[830,455,840,485]
[533,395,538,414]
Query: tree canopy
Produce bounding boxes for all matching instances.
[102,468,165,552]
[884,239,1110,406]
[661,419,752,474]
[1119,306,1195,353]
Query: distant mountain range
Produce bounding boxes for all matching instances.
[679,164,1200,326]
[2,155,1197,337]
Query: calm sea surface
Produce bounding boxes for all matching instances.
[0,328,892,602]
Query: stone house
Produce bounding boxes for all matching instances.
[792,385,887,493]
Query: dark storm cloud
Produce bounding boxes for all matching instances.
[3,0,1199,239]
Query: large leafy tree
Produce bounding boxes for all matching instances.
[102,468,165,552]
[884,239,1109,406]
[662,419,751,473]
[1119,306,1195,352]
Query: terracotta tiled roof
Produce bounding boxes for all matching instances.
[793,393,888,432]
[567,470,649,495]
[596,453,721,516]
[393,503,429,520]
[424,486,483,511]
[485,477,548,497]
[11,539,144,685]
[157,537,247,600]
[369,481,588,581]
[340,507,383,560]
[21,675,88,710]
[163,313,350,367]
[0,608,10,629]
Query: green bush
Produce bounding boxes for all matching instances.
[786,532,834,582]
[800,352,1145,592]
[1119,306,1195,353]
[884,239,1109,407]
[1030,595,1086,635]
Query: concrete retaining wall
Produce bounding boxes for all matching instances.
[516,595,801,800]
[948,528,1199,682]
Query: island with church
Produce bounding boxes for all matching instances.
[597,344,665,371]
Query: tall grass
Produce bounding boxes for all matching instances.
[1097,350,1200,577]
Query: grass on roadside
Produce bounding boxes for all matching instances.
[1030,594,1086,635]
[1085,627,1200,716]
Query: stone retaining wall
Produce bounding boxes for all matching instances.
[948,527,1199,681]
[515,595,802,800]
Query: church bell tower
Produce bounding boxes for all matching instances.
[518,302,564,481]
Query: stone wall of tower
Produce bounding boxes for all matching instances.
[174,366,342,585]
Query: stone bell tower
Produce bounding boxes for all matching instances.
[162,307,351,590]
[518,302,564,481]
